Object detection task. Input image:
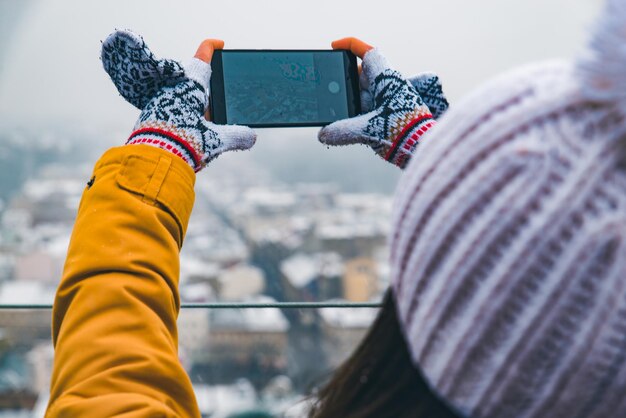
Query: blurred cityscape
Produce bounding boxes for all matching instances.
[0,127,392,417]
[0,0,605,415]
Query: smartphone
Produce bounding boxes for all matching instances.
[210,50,361,127]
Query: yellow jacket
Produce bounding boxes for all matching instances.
[46,145,201,417]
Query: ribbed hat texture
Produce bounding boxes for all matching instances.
[390,1,626,417]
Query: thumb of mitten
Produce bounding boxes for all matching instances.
[209,124,257,156]
[318,112,378,147]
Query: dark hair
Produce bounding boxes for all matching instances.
[308,290,462,418]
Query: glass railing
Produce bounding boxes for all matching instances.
[0,302,381,418]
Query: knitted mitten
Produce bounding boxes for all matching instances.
[407,73,448,120]
[319,49,443,168]
[359,71,448,120]
[101,30,255,172]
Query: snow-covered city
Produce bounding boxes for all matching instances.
[0,0,609,416]
[0,128,393,417]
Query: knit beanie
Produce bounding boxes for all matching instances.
[390,1,626,417]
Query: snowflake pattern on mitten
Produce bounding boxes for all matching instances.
[365,69,435,167]
[361,72,449,120]
[127,78,224,169]
[101,30,186,110]
[409,73,449,119]
[102,30,256,172]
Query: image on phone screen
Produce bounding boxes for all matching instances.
[211,51,359,127]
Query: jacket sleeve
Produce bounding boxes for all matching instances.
[46,145,200,418]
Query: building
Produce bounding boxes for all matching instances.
[342,257,379,302]
[191,296,289,389]
[213,265,265,301]
[318,304,379,367]
[0,281,54,345]
[279,252,343,301]
[193,380,257,417]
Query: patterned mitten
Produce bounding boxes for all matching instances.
[319,49,443,169]
[360,71,449,121]
[101,30,256,172]
[407,73,448,119]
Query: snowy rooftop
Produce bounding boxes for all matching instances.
[210,295,289,332]
[22,178,84,202]
[194,380,257,417]
[179,255,220,283]
[280,252,343,288]
[316,222,385,240]
[180,282,215,303]
[243,188,297,209]
[0,280,55,305]
[335,193,392,211]
[217,265,265,301]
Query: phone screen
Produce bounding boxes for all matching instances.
[213,51,357,126]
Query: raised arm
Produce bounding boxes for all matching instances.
[319,37,448,169]
[47,145,199,417]
[46,30,255,418]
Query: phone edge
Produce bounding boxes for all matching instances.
[210,49,361,128]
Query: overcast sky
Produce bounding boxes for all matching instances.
[0,0,604,190]
[0,0,602,129]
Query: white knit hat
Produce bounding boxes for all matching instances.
[390,1,626,417]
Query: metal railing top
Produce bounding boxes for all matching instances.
[0,301,383,310]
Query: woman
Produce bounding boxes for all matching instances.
[46,0,626,416]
